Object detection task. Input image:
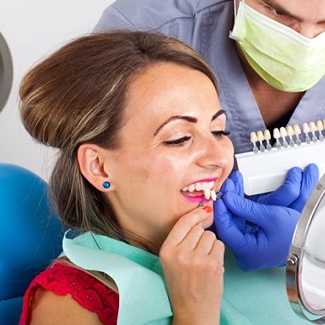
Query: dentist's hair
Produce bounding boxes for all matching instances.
[19,31,218,245]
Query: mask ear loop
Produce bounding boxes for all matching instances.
[234,0,237,18]
[234,0,244,18]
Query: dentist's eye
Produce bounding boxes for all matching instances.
[212,130,230,139]
[264,5,295,26]
[164,136,191,146]
[268,7,283,17]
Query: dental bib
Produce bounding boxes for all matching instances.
[62,231,173,325]
[62,231,249,324]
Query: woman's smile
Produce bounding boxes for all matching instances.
[181,177,219,202]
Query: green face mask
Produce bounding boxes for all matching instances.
[230,1,325,92]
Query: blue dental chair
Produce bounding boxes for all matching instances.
[0,163,64,325]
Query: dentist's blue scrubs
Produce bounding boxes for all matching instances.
[94,0,325,156]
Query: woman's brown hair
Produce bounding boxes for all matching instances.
[19,31,218,243]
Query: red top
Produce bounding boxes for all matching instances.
[19,262,119,325]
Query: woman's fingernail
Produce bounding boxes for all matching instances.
[202,206,212,213]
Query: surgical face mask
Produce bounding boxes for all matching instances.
[230,0,325,92]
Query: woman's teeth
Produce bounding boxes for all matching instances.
[182,181,218,201]
[182,181,214,192]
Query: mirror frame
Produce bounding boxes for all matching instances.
[286,173,325,323]
[0,32,13,112]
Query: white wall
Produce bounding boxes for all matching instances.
[0,0,115,180]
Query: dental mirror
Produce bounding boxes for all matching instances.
[286,173,325,323]
[0,33,13,112]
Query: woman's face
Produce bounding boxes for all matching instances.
[104,63,234,248]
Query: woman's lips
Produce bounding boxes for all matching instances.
[181,192,206,203]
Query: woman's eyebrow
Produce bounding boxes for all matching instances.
[154,109,226,136]
[154,115,197,136]
[211,109,226,121]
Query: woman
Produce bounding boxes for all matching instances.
[19,31,233,325]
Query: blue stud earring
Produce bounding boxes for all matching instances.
[103,181,111,189]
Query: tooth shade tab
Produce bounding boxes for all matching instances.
[204,189,218,201]
[250,132,258,153]
[250,132,258,142]
[303,123,310,133]
[293,124,301,135]
[204,189,211,200]
[279,127,287,138]
[286,125,294,136]
[317,120,325,141]
[317,120,324,131]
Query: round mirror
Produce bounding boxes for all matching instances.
[286,173,325,323]
[0,33,13,112]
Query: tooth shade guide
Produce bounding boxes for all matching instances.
[236,141,325,195]
[235,119,325,195]
[249,120,325,153]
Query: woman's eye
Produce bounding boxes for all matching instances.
[163,136,191,146]
[212,130,230,139]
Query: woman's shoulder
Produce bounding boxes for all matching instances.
[27,287,104,325]
[20,262,119,325]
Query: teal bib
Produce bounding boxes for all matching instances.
[62,231,253,325]
[62,231,173,325]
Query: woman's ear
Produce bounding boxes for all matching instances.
[77,144,110,192]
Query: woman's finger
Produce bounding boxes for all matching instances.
[163,206,212,247]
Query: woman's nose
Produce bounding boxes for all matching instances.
[197,136,233,169]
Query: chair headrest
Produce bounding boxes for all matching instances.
[0,163,64,299]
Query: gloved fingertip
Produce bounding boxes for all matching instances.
[285,166,303,184]
[220,177,235,193]
[289,166,303,173]
[223,191,249,215]
[305,163,319,175]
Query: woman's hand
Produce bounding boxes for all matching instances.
[159,206,224,325]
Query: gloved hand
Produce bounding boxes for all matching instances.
[248,163,319,212]
[213,166,318,271]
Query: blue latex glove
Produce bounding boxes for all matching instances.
[214,165,319,271]
[248,163,319,212]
